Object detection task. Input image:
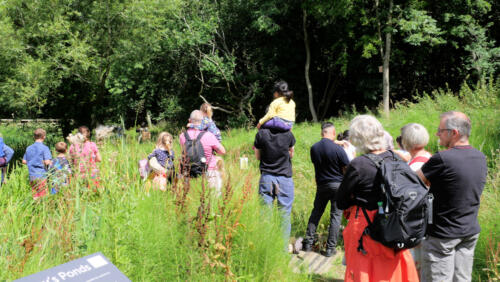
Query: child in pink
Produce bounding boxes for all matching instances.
[69,126,102,187]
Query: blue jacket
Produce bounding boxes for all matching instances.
[3,145,14,163]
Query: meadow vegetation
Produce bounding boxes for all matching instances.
[0,81,498,280]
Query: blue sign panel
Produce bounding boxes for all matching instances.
[15,252,130,282]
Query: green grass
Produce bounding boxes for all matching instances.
[0,80,498,280]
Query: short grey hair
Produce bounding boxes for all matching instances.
[400,123,429,151]
[189,110,203,125]
[440,111,471,138]
[349,115,386,154]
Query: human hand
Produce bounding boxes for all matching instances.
[256,123,261,129]
[334,140,347,148]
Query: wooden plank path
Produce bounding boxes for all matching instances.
[289,250,346,280]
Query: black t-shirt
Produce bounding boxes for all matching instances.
[337,151,394,210]
[310,138,349,186]
[254,129,296,177]
[421,146,487,238]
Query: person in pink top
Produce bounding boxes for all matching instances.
[179,110,226,192]
[69,126,102,188]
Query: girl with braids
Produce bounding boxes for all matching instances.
[257,80,296,131]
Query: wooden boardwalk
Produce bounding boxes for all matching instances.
[290,250,345,280]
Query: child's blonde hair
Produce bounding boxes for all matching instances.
[200,103,213,118]
[156,132,173,151]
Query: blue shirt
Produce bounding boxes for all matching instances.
[148,148,175,170]
[3,144,14,163]
[23,142,52,179]
[0,137,5,158]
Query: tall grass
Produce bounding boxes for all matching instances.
[0,80,498,280]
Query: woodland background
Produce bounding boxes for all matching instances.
[0,0,499,131]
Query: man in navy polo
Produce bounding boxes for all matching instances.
[302,122,349,257]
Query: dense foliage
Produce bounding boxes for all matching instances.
[0,81,498,280]
[0,0,498,130]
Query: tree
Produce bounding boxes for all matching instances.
[302,9,318,122]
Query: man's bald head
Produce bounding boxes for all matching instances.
[190,110,203,125]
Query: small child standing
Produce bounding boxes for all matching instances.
[69,126,101,187]
[148,132,175,191]
[0,136,14,186]
[49,142,72,194]
[257,80,296,131]
[0,137,6,166]
[23,128,52,199]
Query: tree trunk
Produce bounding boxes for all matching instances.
[382,0,393,117]
[303,9,318,122]
[376,0,393,117]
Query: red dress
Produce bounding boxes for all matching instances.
[343,206,419,282]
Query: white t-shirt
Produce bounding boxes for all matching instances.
[408,152,432,171]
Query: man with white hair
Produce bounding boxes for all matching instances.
[179,110,226,190]
[417,111,487,282]
[302,122,349,257]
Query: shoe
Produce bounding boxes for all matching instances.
[302,243,312,252]
[323,248,337,257]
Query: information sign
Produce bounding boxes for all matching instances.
[15,252,130,282]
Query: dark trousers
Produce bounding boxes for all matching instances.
[304,182,342,249]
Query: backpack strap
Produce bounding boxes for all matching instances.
[365,153,383,168]
[195,131,206,143]
[184,130,206,143]
[357,207,372,255]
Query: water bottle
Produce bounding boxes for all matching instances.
[378,201,384,215]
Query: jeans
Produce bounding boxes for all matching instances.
[421,233,479,282]
[304,182,342,249]
[258,173,294,243]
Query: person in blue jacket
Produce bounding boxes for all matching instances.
[0,137,15,186]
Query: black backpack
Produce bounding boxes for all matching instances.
[358,151,433,253]
[181,131,207,177]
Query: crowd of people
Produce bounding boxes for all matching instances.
[251,81,486,281]
[0,79,488,282]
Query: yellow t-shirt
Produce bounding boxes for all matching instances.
[259,97,296,125]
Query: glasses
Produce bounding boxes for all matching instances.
[437,128,452,134]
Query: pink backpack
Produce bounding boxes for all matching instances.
[138,159,151,180]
